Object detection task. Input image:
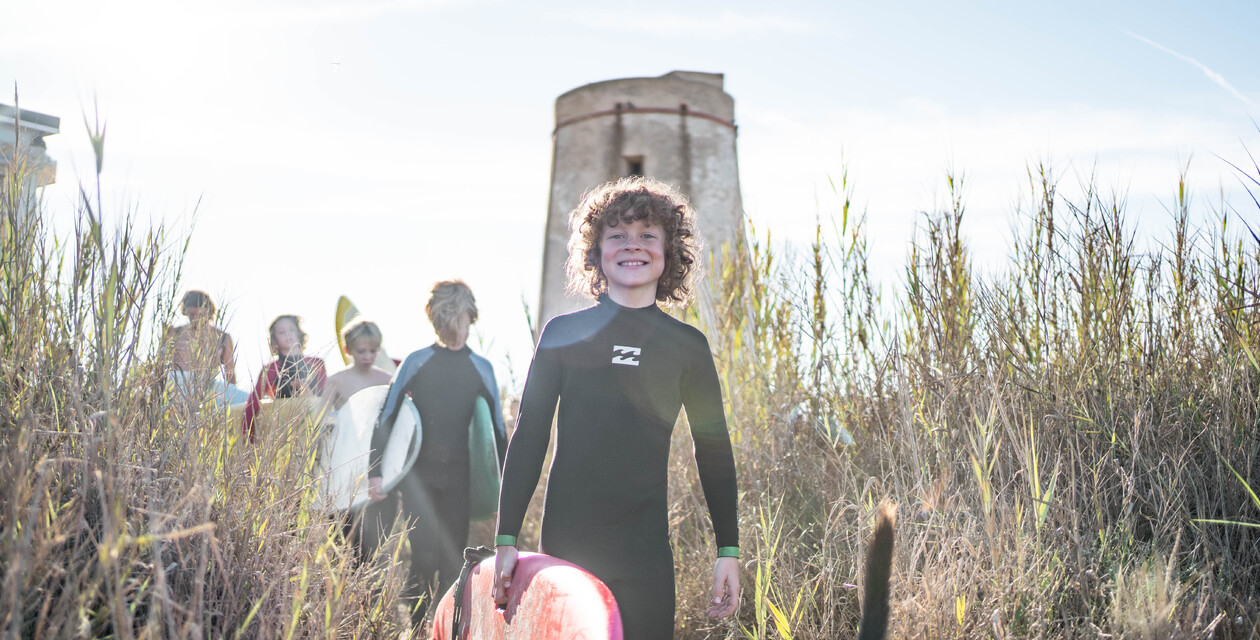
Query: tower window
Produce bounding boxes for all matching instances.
[624,156,644,177]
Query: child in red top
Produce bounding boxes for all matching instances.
[241,314,327,442]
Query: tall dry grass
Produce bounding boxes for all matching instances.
[669,164,1260,639]
[5,110,1260,640]
[0,120,408,639]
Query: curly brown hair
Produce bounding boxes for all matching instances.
[564,176,701,306]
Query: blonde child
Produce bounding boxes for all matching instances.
[366,281,507,625]
[323,319,392,410]
[320,319,396,563]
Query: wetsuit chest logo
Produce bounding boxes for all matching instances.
[611,345,641,366]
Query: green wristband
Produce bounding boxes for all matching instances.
[717,546,740,558]
[495,535,518,547]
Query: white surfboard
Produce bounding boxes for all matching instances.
[318,384,421,512]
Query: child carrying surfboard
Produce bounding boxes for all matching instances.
[493,177,741,639]
[321,319,395,562]
[366,280,507,626]
[323,319,393,410]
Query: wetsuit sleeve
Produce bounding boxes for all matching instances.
[682,333,739,549]
[496,330,563,541]
[490,388,508,468]
[242,362,278,443]
[369,354,421,479]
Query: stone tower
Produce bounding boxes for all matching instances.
[537,70,744,329]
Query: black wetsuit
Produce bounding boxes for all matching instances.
[371,344,500,622]
[497,297,739,639]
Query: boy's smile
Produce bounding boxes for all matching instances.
[600,219,665,306]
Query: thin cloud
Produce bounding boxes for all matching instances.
[571,10,815,39]
[0,0,460,54]
[248,0,460,25]
[1127,31,1257,108]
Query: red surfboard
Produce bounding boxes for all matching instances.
[430,552,623,640]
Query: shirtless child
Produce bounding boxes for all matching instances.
[322,319,393,410]
[322,319,395,563]
[163,290,247,406]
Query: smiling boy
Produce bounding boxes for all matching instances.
[493,176,740,639]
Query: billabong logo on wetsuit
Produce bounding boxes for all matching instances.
[611,345,641,366]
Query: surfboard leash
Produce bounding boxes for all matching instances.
[450,545,495,640]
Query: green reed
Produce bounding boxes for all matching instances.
[5,110,1259,638]
[1,119,407,639]
[670,159,1260,638]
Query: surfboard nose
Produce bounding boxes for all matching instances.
[431,552,623,640]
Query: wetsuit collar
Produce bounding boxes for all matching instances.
[597,293,660,313]
[432,342,472,355]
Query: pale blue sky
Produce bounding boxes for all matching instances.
[4,0,1257,391]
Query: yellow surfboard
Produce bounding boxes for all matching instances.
[335,295,396,373]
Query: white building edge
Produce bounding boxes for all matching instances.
[1,102,61,191]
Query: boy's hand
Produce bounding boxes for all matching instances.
[492,545,518,607]
[706,557,740,618]
[368,477,385,502]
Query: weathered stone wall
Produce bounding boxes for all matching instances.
[539,71,744,329]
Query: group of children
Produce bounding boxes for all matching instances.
[164,293,393,439]
[165,282,492,623]
[164,177,742,638]
[239,314,403,441]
